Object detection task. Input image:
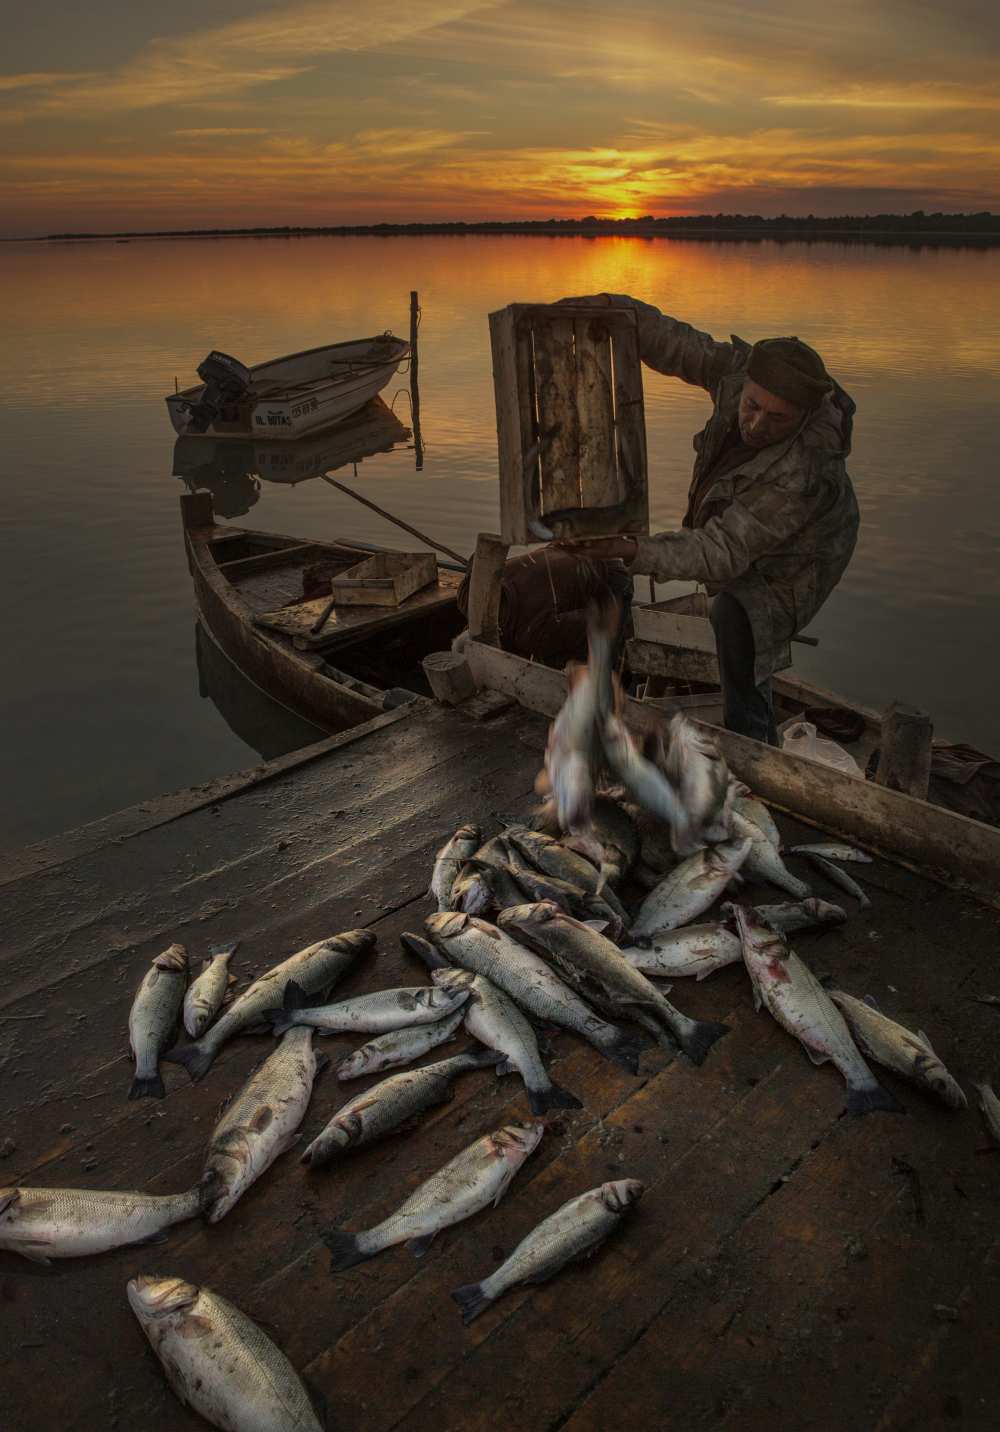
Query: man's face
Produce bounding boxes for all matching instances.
[738,378,804,449]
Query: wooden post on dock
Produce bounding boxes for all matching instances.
[467,533,509,647]
[875,700,933,799]
[409,290,423,471]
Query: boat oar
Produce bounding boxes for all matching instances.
[319,474,469,569]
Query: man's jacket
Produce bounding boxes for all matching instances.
[602,294,859,685]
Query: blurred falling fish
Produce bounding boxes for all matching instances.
[663,714,733,854]
[543,600,618,840]
[803,852,872,909]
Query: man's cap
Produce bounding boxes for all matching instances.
[746,336,832,411]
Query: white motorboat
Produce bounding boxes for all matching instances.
[165,334,410,440]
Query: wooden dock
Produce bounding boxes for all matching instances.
[3,700,1000,1432]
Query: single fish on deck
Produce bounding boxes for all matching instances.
[128,942,188,1100]
[324,1123,544,1270]
[302,1048,500,1166]
[621,923,742,980]
[0,1186,202,1264]
[430,823,481,911]
[201,1024,326,1222]
[336,1007,465,1080]
[631,837,751,937]
[182,942,238,1039]
[128,1275,322,1432]
[451,1178,644,1324]
[266,981,468,1037]
[827,989,966,1109]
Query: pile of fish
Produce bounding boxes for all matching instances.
[5,610,993,1431]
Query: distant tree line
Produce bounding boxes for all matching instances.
[37,210,1000,242]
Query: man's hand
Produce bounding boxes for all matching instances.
[551,535,638,566]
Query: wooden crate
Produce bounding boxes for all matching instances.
[330,550,437,607]
[489,303,649,543]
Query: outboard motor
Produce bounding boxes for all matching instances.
[183,351,253,433]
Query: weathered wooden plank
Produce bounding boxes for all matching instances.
[876,699,933,799]
[610,314,647,501]
[574,316,619,507]
[489,307,536,545]
[626,635,722,685]
[632,605,717,652]
[534,316,581,513]
[464,639,1000,907]
[466,532,509,646]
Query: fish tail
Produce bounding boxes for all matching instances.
[323,1229,372,1272]
[847,1080,905,1117]
[527,1080,582,1115]
[454,1048,506,1072]
[594,1024,642,1075]
[400,931,452,971]
[450,1281,492,1325]
[264,1009,295,1036]
[301,1136,335,1168]
[678,1018,730,1067]
[162,1041,213,1082]
[128,1071,165,1100]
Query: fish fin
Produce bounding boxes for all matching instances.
[528,1081,582,1115]
[283,979,310,1011]
[460,1048,506,1071]
[209,941,239,959]
[582,919,610,934]
[847,1081,905,1117]
[803,1044,829,1066]
[314,1052,332,1076]
[916,1029,936,1053]
[450,1282,491,1325]
[222,975,237,1002]
[131,1230,170,1247]
[163,1041,213,1082]
[400,932,452,972]
[679,1020,730,1067]
[407,1232,437,1257]
[496,1059,518,1076]
[863,994,881,1011]
[603,1029,642,1075]
[0,1190,21,1218]
[323,1230,371,1272]
[128,1072,165,1100]
[15,1247,53,1267]
[263,1009,294,1037]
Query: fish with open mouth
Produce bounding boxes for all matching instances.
[732,906,901,1116]
[432,967,581,1115]
[166,929,375,1081]
[430,823,481,911]
[324,1123,544,1270]
[128,1275,322,1432]
[0,1186,202,1264]
[302,1048,500,1166]
[499,902,729,1065]
[128,943,188,1100]
[451,1178,644,1324]
[201,1025,325,1222]
[182,942,238,1039]
[421,914,640,1073]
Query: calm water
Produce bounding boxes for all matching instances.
[2,235,999,850]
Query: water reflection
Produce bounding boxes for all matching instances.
[172,395,411,515]
[195,619,327,760]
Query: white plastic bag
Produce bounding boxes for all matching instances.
[780,719,864,779]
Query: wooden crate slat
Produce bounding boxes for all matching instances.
[611,317,648,493]
[574,316,619,507]
[534,316,581,512]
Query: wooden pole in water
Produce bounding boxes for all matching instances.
[875,700,933,799]
[409,290,424,471]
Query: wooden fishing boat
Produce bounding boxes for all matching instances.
[166,334,410,439]
[181,491,465,734]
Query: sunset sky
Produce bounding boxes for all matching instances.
[2,0,998,236]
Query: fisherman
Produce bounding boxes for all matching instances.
[550,293,860,746]
[455,547,632,668]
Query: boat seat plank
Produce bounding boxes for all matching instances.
[253,569,464,649]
